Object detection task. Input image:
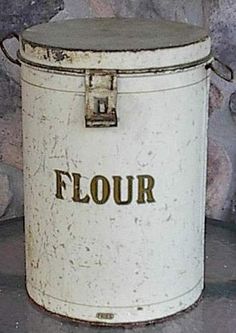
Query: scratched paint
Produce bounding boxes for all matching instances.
[19,19,211,324]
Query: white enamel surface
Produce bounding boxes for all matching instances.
[22,63,210,324]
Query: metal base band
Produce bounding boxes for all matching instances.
[26,279,203,325]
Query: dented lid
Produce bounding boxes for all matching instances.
[19,18,211,71]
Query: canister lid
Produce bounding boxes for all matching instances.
[19,18,211,71]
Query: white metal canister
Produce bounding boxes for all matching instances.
[18,18,211,324]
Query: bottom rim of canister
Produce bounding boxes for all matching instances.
[25,281,204,327]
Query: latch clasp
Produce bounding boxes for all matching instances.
[85,70,118,128]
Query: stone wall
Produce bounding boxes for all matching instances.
[0,0,235,222]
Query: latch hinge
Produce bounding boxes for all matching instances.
[85,70,118,128]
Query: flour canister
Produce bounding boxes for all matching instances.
[18,18,211,324]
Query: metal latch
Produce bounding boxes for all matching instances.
[85,70,118,128]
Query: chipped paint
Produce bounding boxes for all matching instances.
[21,18,211,325]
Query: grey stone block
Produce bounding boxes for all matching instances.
[0,0,64,39]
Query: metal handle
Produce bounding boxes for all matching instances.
[206,57,234,82]
[0,32,20,66]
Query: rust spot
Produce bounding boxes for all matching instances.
[21,39,26,52]
[51,49,69,62]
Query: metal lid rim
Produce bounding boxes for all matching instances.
[18,52,213,74]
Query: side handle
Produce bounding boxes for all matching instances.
[206,57,234,82]
[0,32,20,66]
